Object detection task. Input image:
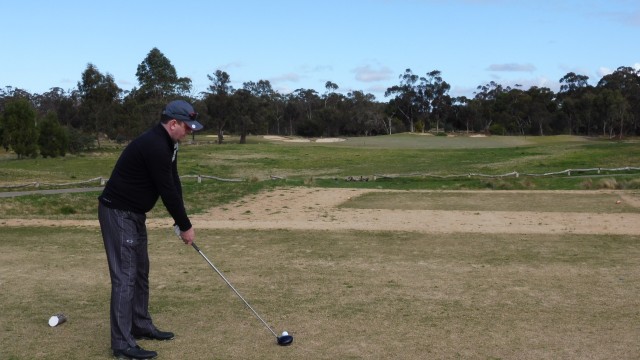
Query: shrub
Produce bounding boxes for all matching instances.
[67,127,95,154]
[38,112,69,158]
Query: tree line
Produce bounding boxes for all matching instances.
[1,47,639,158]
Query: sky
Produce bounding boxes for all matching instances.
[1,0,639,101]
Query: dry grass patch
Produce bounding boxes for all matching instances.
[1,227,639,359]
[342,190,640,213]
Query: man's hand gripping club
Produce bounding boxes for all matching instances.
[174,224,195,245]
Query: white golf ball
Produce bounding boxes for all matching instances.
[281,331,288,336]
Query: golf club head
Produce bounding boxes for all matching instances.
[277,334,293,346]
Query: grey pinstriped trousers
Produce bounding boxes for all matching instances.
[98,202,156,350]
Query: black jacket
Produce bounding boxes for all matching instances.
[99,123,192,231]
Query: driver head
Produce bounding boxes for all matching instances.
[277,335,293,346]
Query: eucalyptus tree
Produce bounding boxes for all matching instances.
[243,79,273,97]
[559,72,590,93]
[34,87,79,128]
[558,72,592,135]
[207,69,234,95]
[343,90,386,136]
[451,96,476,133]
[131,48,193,132]
[597,66,640,136]
[316,81,346,135]
[268,91,286,135]
[230,89,258,143]
[293,88,321,122]
[509,89,534,135]
[525,86,555,136]
[314,104,341,137]
[577,91,597,135]
[204,70,234,143]
[594,88,630,138]
[385,69,420,132]
[77,63,122,146]
[283,94,301,136]
[473,81,506,132]
[135,47,192,100]
[323,81,339,108]
[33,87,64,115]
[243,79,276,134]
[418,70,452,133]
[0,86,33,113]
[291,88,321,136]
[492,87,529,135]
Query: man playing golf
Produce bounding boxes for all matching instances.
[98,100,203,359]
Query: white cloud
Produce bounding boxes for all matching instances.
[450,85,477,98]
[219,61,244,70]
[596,8,640,27]
[301,64,333,73]
[364,84,390,98]
[117,79,134,88]
[513,76,560,93]
[597,67,614,77]
[274,85,294,94]
[630,10,640,26]
[621,10,640,26]
[470,76,561,96]
[269,72,301,83]
[352,65,393,82]
[486,63,536,72]
[558,64,591,77]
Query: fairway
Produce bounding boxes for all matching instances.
[1,188,639,359]
[262,132,541,149]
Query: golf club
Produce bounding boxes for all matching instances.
[174,226,293,346]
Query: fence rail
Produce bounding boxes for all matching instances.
[373,166,640,180]
[1,167,638,190]
[0,175,243,189]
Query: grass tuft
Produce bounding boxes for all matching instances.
[59,205,76,215]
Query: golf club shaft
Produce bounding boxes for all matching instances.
[191,242,279,338]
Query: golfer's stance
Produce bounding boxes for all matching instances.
[98,100,203,359]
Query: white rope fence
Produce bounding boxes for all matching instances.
[180,175,244,183]
[0,175,244,189]
[0,167,638,189]
[372,166,640,180]
[0,177,108,189]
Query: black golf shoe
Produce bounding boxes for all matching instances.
[113,345,157,359]
[133,329,175,341]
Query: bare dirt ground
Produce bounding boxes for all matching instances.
[4,188,639,235]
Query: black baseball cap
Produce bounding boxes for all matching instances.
[162,100,204,131]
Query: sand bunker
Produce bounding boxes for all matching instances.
[263,135,345,143]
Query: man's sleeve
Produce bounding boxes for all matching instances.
[148,143,192,231]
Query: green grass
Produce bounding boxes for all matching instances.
[1,134,639,218]
[2,134,639,185]
[0,148,122,184]
[185,136,640,180]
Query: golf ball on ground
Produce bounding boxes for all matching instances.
[281,331,288,336]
